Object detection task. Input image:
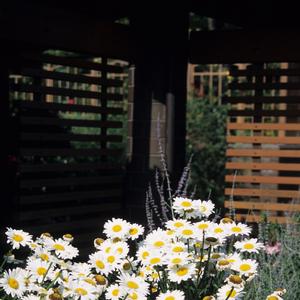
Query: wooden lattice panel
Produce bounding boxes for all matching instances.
[224,63,300,223]
[8,51,127,255]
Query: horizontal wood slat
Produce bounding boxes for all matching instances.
[229,82,300,90]
[226,174,300,185]
[234,214,294,224]
[223,96,300,104]
[228,110,300,117]
[20,148,122,157]
[21,132,122,142]
[225,188,300,198]
[227,136,300,144]
[11,84,123,101]
[226,149,300,158]
[226,162,300,171]
[21,189,122,205]
[17,100,123,114]
[16,68,123,87]
[20,176,122,188]
[20,163,121,173]
[230,68,300,77]
[224,200,300,211]
[21,116,123,128]
[22,54,125,73]
[20,202,122,221]
[227,122,300,130]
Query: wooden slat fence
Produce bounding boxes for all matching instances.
[224,63,300,223]
[9,51,128,256]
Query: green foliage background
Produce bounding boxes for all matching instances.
[186,97,228,207]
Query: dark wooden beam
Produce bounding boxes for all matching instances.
[0,2,132,59]
[190,30,300,64]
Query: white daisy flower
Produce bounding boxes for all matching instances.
[27,258,53,283]
[169,242,187,254]
[63,233,74,242]
[166,252,190,267]
[217,284,244,299]
[33,247,52,262]
[5,228,32,249]
[208,223,230,239]
[266,293,283,300]
[93,238,105,250]
[227,222,251,236]
[165,219,191,230]
[127,291,147,300]
[225,275,244,289]
[111,241,130,258]
[128,223,144,240]
[89,251,115,275]
[145,228,171,250]
[103,218,129,239]
[45,238,79,259]
[157,289,185,300]
[146,250,165,267]
[227,252,242,264]
[216,259,232,271]
[173,197,196,218]
[232,258,258,275]
[193,199,215,217]
[176,224,197,240]
[195,220,213,233]
[168,263,196,283]
[22,295,40,300]
[71,262,91,278]
[136,246,152,264]
[106,284,125,300]
[234,238,264,253]
[0,267,27,298]
[69,279,98,300]
[118,273,149,296]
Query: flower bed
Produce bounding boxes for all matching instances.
[0,197,284,300]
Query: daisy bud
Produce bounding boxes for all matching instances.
[123,262,131,271]
[202,296,216,300]
[205,237,219,246]
[49,292,63,300]
[95,275,106,285]
[63,233,74,242]
[94,238,104,249]
[220,217,234,224]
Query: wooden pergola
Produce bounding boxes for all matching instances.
[1,1,300,253]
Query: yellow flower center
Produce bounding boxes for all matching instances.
[150,257,161,265]
[181,201,192,207]
[214,228,223,234]
[117,247,123,254]
[8,278,19,289]
[64,234,73,239]
[107,256,115,263]
[226,289,237,298]
[240,263,251,272]
[12,234,23,242]
[142,251,149,259]
[95,238,104,245]
[129,228,138,235]
[95,275,106,285]
[105,247,111,253]
[112,289,119,296]
[244,243,254,249]
[123,262,131,270]
[130,292,138,299]
[200,205,207,212]
[202,296,214,300]
[53,244,65,251]
[211,253,221,259]
[218,260,230,266]
[182,229,193,236]
[127,281,139,289]
[167,230,175,235]
[267,296,279,300]
[75,288,88,296]
[229,275,243,284]
[84,278,96,286]
[198,223,209,230]
[173,246,184,252]
[154,241,165,247]
[172,258,182,264]
[166,297,175,300]
[39,253,49,261]
[176,267,188,276]
[37,267,47,276]
[112,225,122,232]
[232,226,242,233]
[96,260,105,269]
[174,222,184,228]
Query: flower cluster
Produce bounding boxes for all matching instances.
[0,197,283,300]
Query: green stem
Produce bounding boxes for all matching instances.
[42,262,53,284]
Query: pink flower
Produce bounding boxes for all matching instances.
[265,242,281,255]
